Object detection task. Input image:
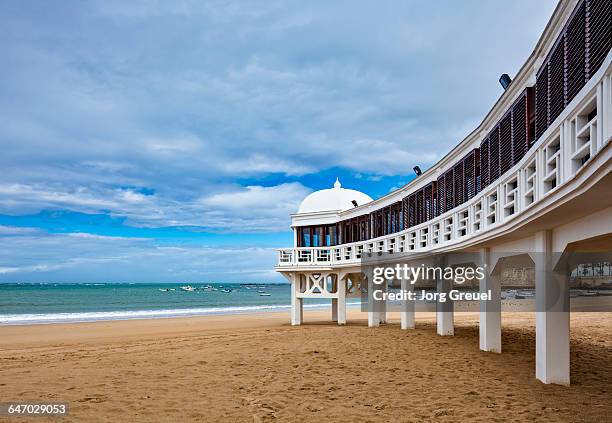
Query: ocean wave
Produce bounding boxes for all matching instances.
[0,302,360,325]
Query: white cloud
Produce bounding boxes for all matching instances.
[0,182,310,232]
[0,226,43,235]
[0,231,282,283]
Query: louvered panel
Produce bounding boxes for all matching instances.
[436,176,445,216]
[499,113,513,174]
[385,208,390,234]
[407,194,416,228]
[512,93,528,164]
[480,138,490,189]
[431,181,438,218]
[397,202,401,231]
[424,183,434,221]
[440,173,448,213]
[401,198,409,230]
[489,127,500,183]
[416,189,424,225]
[535,64,549,140]
[586,0,612,78]
[566,2,586,103]
[527,87,536,147]
[444,169,454,212]
[463,150,476,201]
[453,160,464,207]
[549,35,566,123]
[474,149,481,194]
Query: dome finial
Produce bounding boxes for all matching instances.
[334,177,341,189]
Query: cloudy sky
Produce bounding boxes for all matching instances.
[0,0,557,283]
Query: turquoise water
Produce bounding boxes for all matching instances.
[0,283,342,325]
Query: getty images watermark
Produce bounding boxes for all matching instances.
[359,250,612,313]
[371,263,490,303]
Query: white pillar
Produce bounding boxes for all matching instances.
[291,274,303,326]
[534,231,570,385]
[436,278,454,336]
[367,277,379,327]
[378,280,388,324]
[479,249,501,353]
[337,277,346,325]
[332,298,338,322]
[400,278,415,329]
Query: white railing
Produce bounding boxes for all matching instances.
[277,59,612,268]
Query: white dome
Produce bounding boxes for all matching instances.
[297,178,373,214]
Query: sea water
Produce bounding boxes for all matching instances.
[0,283,352,325]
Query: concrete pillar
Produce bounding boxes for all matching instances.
[400,278,415,329]
[291,274,303,326]
[479,249,501,353]
[337,277,346,325]
[534,231,570,385]
[332,298,338,322]
[379,280,388,324]
[436,277,454,336]
[367,276,379,327]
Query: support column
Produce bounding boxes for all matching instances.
[378,280,388,324]
[332,298,338,322]
[479,249,501,353]
[534,231,570,385]
[367,277,379,327]
[291,274,303,326]
[337,276,346,325]
[436,277,454,336]
[400,278,415,330]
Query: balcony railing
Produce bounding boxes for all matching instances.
[277,57,611,268]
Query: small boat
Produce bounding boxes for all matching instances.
[180,285,196,292]
[259,293,271,297]
[515,290,535,299]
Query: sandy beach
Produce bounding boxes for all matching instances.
[1,311,611,422]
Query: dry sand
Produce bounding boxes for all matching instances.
[0,311,611,422]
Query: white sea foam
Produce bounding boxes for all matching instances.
[0,302,361,325]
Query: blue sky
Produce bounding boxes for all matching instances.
[0,0,557,283]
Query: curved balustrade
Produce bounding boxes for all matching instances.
[278,58,612,268]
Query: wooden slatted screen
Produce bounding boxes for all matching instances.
[463,150,477,201]
[512,93,528,163]
[549,35,566,124]
[489,127,500,183]
[535,63,549,140]
[499,112,513,174]
[453,160,464,207]
[586,0,612,79]
[423,182,434,221]
[480,137,490,188]
[566,2,586,104]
